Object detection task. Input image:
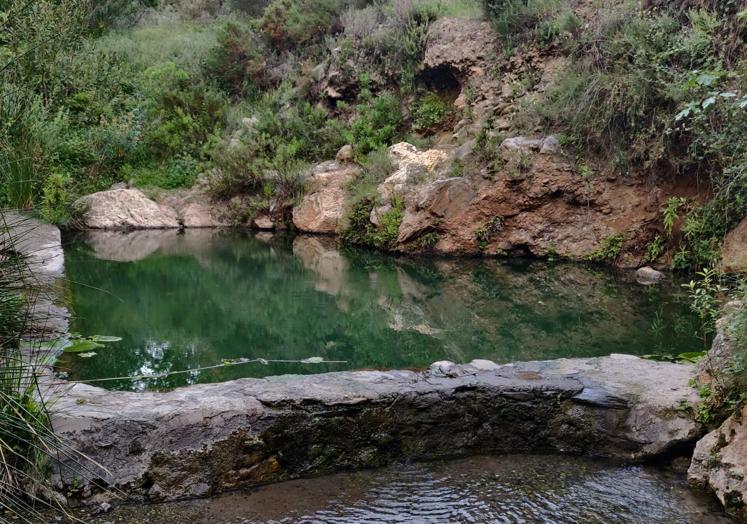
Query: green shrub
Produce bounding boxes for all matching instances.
[207,20,275,98]
[412,92,450,132]
[587,233,625,263]
[349,90,403,154]
[341,196,404,250]
[208,85,348,199]
[40,173,73,224]
[474,216,504,250]
[416,231,440,249]
[483,0,562,50]
[539,9,719,164]
[260,0,343,50]
[128,156,199,189]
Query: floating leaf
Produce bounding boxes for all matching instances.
[89,335,123,343]
[63,340,105,353]
[301,356,324,364]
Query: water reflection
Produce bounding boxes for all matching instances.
[60,229,701,390]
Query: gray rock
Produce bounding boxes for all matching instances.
[50,355,701,503]
[454,139,476,161]
[74,189,180,230]
[500,136,545,152]
[689,403,747,522]
[540,135,562,155]
[1,212,68,338]
[335,144,354,163]
[253,215,275,230]
[635,266,664,285]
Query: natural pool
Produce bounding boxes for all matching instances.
[77,455,729,523]
[59,229,703,390]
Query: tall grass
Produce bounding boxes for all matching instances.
[0,211,103,523]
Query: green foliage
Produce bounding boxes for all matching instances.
[412,92,451,133]
[341,196,404,250]
[207,20,275,98]
[260,0,343,50]
[539,9,720,165]
[663,196,688,237]
[128,156,199,189]
[682,267,728,348]
[587,234,624,263]
[208,85,348,201]
[349,90,403,154]
[416,231,441,249]
[39,173,73,224]
[645,234,666,263]
[483,0,563,50]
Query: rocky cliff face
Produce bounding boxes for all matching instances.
[292,140,696,266]
[292,16,709,267]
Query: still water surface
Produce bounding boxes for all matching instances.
[60,229,702,390]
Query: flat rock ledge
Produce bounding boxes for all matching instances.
[50,354,701,503]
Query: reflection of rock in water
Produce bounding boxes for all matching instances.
[85,230,177,262]
[84,229,227,263]
[292,235,348,296]
[2,212,69,337]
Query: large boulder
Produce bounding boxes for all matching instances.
[689,403,747,521]
[422,17,499,78]
[293,162,359,234]
[75,189,180,230]
[722,217,747,273]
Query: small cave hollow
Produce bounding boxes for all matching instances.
[416,64,462,102]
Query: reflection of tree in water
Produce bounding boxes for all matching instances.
[60,230,701,390]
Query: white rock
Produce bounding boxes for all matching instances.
[635,266,664,285]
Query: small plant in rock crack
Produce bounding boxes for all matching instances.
[587,234,624,263]
[475,216,504,250]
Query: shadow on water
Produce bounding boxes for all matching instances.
[58,229,702,390]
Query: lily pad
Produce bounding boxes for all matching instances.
[89,335,123,343]
[63,340,105,354]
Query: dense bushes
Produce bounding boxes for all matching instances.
[1,0,473,224]
[534,2,747,270]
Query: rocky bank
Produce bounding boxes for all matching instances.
[51,355,701,503]
[689,306,747,523]
[70,16,747,273]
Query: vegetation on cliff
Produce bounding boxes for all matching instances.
[1,0,745,269]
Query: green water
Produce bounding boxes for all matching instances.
[59,229,702,390]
